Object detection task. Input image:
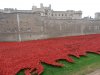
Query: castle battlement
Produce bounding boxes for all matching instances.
[0,3,82,19]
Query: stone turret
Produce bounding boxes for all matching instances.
[40,3,43,8]
[95,12,100,20]
[49,4,51,10]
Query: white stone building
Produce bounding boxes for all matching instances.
[0,3,82,19]
[32,3,82,19]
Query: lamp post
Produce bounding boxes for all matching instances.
[17,13,21,41]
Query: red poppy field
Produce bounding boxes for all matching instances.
[0,34,100,75]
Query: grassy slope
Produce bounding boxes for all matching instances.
[17,53,100,75]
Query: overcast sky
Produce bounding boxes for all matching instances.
[0,0,100,18]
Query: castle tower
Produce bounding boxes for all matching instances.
[49,4,51,9]
[32,4,37,10]
[40,3,43,8]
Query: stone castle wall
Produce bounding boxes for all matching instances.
[0,13,100,41]
[0,13,43,41]
[0,13,18,32]
[43,18,100,35]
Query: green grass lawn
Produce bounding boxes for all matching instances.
[17,53,100,75]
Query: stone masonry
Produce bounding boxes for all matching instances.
[0,4,100,41]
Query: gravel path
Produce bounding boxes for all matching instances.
[87,69,100,75]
